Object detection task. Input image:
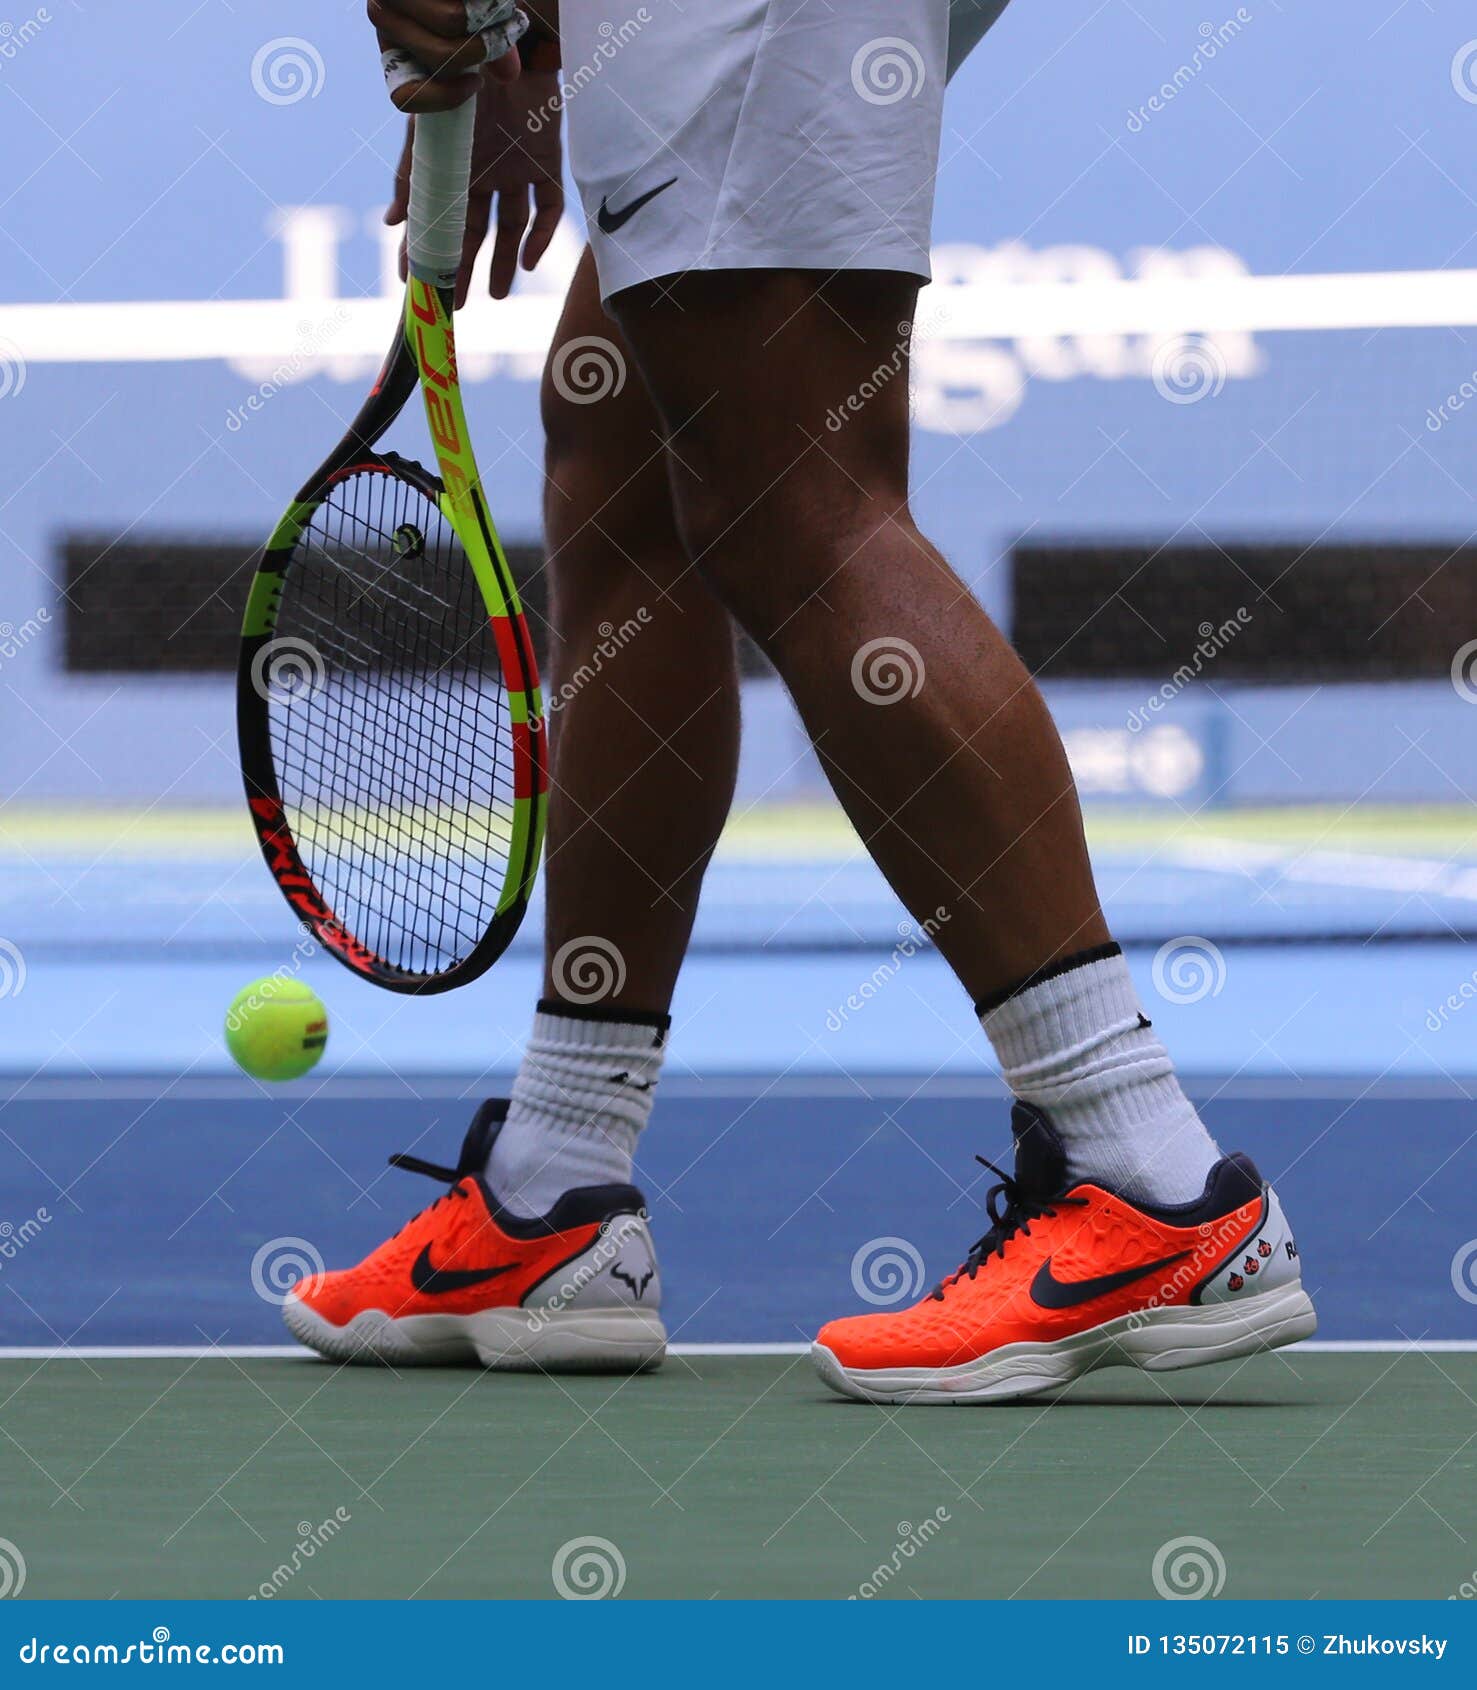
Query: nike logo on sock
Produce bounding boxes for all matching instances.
[410,1245,519,1296]
[1029,1249,1190,1309]
[608,1071,654,1092]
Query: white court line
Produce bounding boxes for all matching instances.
[4,1074,1475,1105]
[0,1341,1471,1361]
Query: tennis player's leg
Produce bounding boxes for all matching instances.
[561,0,1226,1216]
[484,245,740,1216]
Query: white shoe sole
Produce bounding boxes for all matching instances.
[812,1281,1318,1405]
[282,1297,667,1374]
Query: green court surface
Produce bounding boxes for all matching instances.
[2,1350,1473,1601]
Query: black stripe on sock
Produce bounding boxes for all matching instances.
[973,941,1123,1019]
[536,996,672,1044]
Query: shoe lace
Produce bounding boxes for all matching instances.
[931,1155,1087,1300]
[384,1149,474,1232]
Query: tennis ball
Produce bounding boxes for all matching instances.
[225,977,328,1082]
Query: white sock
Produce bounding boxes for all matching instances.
[978,944,1220,1204]
[487,1002,668,1217]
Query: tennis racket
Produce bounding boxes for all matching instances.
[238,100,547,994]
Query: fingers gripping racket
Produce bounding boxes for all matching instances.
[238,104,547,993]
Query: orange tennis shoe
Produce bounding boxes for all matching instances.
[812,1103,1315,1404]
[283,1101,666,1372]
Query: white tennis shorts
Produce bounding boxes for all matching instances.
[560,0,1012,300]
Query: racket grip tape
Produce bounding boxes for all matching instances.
[407,102,477,289]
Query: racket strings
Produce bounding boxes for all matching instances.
[268,465,517,978]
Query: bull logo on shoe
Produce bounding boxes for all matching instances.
[612,1261,655,1301]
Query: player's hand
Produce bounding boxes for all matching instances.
[386,66,564,307]
[370,0,522,113]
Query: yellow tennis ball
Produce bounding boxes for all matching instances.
[225,977,328,1082]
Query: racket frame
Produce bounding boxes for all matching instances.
[238,118,547,994]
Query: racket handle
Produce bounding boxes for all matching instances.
[407,102,476,290]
